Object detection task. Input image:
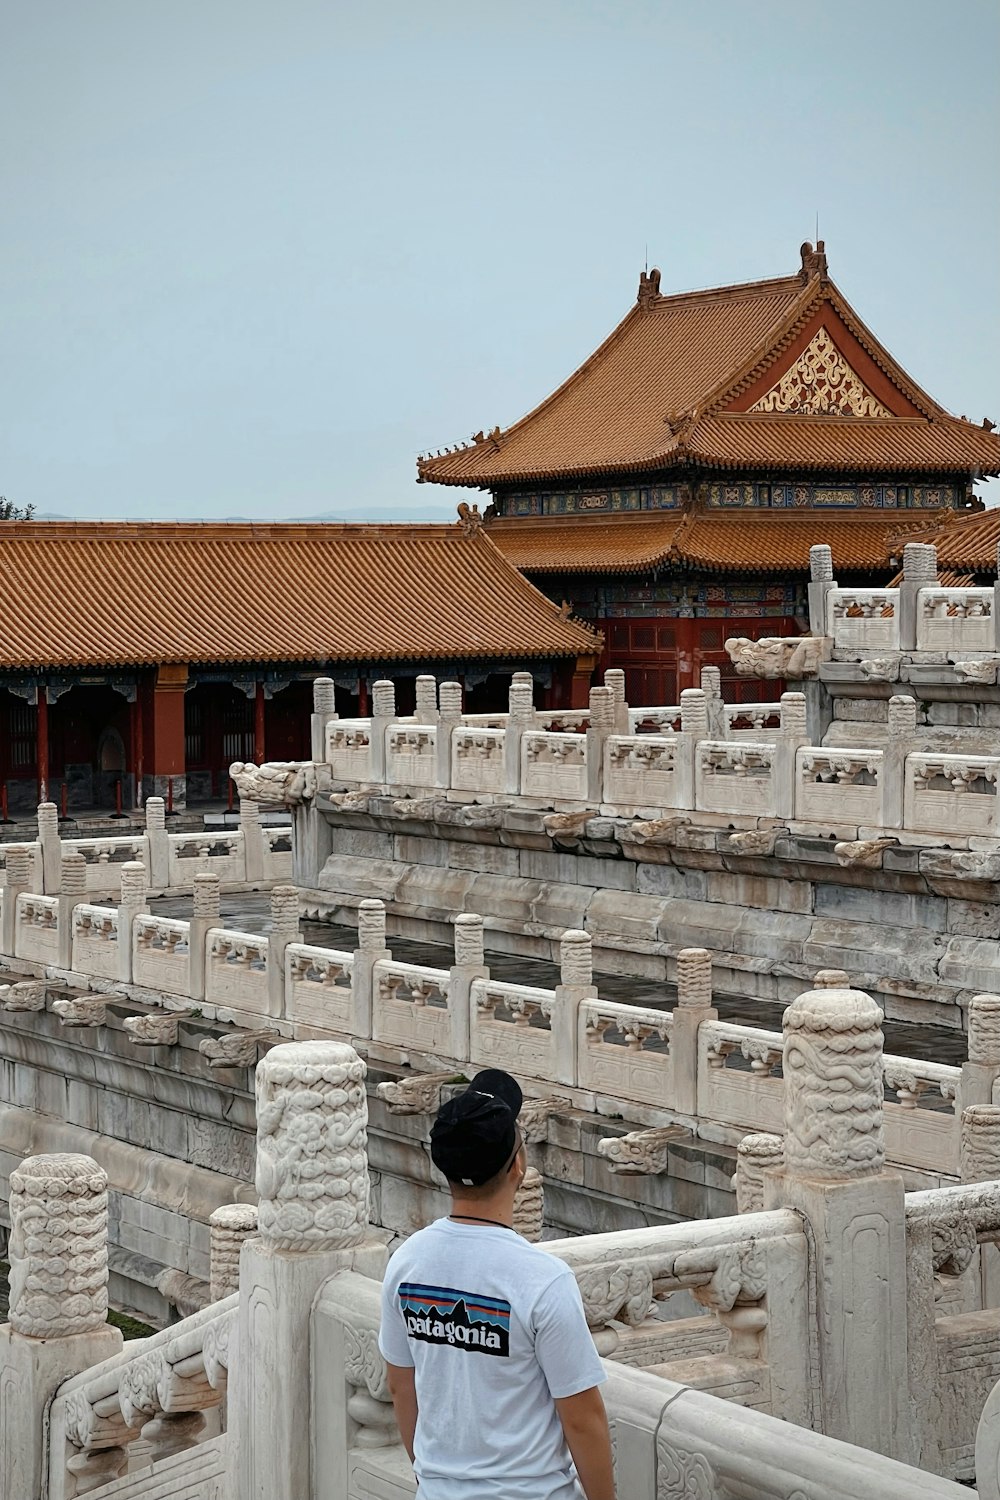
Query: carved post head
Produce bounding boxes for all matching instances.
[735,1133,784,1213]
[902,541,937,583]
[145,796,166,833]
[513,1165,544,1242]
[560,929,592,988]
[779,691,808,739]
[676,947,713,1009]
[680,688,709,739]
[700,666,721,702]
[372,680,396,718]
[312,676,337,715]
[809,544,834,584]
[588,685,614,729]
[961,1105,1000,1184]
[209,1203,258,1300]
[193,872,222,921]
[37,801,59,837]
[887,695,917,738]
[814,968,851,988]
[5,845,34,889]
[60,851,88,898]
[968,994,1000,1065]
[239,796,261,828]
[119,860,148,905]
[438,681,463,719]
[414,675,437,721]
[603,668,626,707]
[782,986,885,1179]
[8,1152,109,1337]
[270,884,300,935]
[508,671,535,723]
[454,912,485,969]
[255,1041,369,1251]
[357,898,387,955]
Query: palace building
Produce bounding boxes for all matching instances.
[419,242,1000,703]
[0,520,598,813]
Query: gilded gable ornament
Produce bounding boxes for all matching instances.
[751,327,892,419]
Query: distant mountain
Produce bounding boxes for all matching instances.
[23,502,462,524]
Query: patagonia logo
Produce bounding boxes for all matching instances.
[398,1282,511,1358]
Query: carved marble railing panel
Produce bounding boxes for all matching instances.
[827,588,900,649]
[578,999,673,1109]
[385,725,439,788]
[0,840,42,889]
[132,915,193,998]
[521,732,588,801]
[696,741,777,817]
[604,736,679,810]
[372,959,454,1054]
[882,1055,960,1176]
[65,837,150,896]
[204,928,270,1015]
[460,712,509,729]
[49,1294,236,1500]
[451,727,506,794]
[627,705,682,735]
[905,753,1000,838]
[723,702,783,741]
[15,892,60,964]
[71,903,120,981]
[917,587,994,652]
[535,710,590,733]
[260,823,293,880]
[697,1020,785,1136]
[167,832,246,887]
[51,1436,230,1500]
[796,746,884,825]
[470,978,556,1082]
[605,1361,969,1500]
[326,718,375,782]
[285,942,354,1031]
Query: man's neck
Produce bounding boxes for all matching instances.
[449,1197,514,1228]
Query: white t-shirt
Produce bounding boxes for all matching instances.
[378,1218,606,1500]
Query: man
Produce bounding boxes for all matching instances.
[379,1068,615,1500]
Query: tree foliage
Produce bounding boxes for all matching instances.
[0,496,35,520]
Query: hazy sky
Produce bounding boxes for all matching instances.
[2,1,998,520]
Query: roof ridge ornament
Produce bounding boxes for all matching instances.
[637,266,661,310]
[799,239,828,281]
[457,501,484,536]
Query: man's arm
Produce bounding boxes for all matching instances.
[386,1361,418,1463]
[555,1385,615,1500]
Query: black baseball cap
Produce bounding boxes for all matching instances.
[430,1069,524,1187]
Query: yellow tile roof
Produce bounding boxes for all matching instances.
[0,521,600,669]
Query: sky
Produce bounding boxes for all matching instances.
[2,0,998,521]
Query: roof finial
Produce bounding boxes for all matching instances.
[637,266,661,310]
[457,502,483,536]
[799,240,828,281]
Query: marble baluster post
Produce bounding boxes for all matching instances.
[734,1133,784,1213]
[448,912,487,1061]
[962,1105,1000,1308]
[505,672,535,794]
[764,984,914,1462]
[603,667,629,735]
[370,680,396,783]
[352,898,390,1039]
[190,872,221,1001]
[58,851,88,969]
[268,883,300,1018]
[700,665,726,741]
[0,1154,122,1500]
[807,543,835,635]
[899,542,937,651]
[232,1041,387,1500]
[675,689,707,809]
[437,680,463,789]
[145,795,169,889]
[586,685,614,805]
[311,676,338,765]
[209,1203,259,1300]
[37,800,62,894]
[670,946,716,1116]
[414,674,439,724]
[883,695,917,829]
[2,844,34,958]
[553,930,596,1087]
[240,797,265,884]
[118,860,149,984]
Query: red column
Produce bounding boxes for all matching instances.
[568,656,596,709]
[254,681,266,765]
[36,687,49,804]
[358,677,369,717]
[150,664,188,804]
[675,617,698,693]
